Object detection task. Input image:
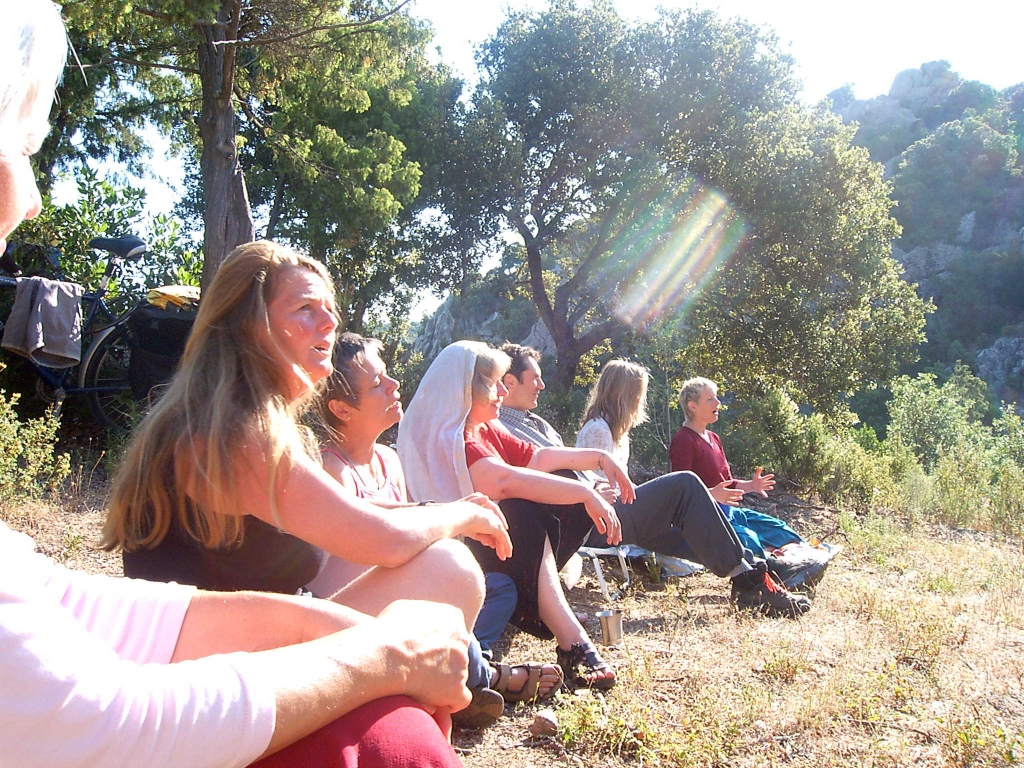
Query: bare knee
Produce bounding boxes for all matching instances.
[414,539,485,616]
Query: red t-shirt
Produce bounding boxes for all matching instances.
[668,425,734,488]
[464,421,537,469]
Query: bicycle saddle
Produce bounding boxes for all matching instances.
[88,235,148,261]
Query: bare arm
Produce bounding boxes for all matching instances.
[170,590,366,661]
[468,457,622,544]
[170,590,470,758]
[228,600,471,759]
[236,446,512,567]
[528,446,636,503]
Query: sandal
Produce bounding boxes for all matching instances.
[556,642,616,691]
[491,662,564,703]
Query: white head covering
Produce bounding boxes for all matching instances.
[397,340,491,502]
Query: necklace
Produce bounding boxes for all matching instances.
[330,443,383,491]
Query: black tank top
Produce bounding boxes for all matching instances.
[123,515,327,595]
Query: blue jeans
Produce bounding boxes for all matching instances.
[474,572,518,654]
[467,573,517,690]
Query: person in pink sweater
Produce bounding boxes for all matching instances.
[0,3,476,765]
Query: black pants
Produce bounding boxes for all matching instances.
[467,496,593,640]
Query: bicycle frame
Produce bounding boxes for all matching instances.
[0,235,147,416]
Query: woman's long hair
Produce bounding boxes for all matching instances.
[580,359,650,445]
[102,241,335,551]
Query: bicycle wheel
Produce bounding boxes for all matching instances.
[79,325,137,432]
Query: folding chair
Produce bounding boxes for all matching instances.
[577,544,632,601]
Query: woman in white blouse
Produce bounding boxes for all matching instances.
[575,360,650,473]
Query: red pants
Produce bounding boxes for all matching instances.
[251,696,461,768]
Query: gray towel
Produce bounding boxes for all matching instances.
[1,277,83,368]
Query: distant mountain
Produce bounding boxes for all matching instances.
[830,62,1024,406]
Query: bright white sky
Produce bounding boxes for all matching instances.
[60,0,1023,317]
[411,0,1024,102]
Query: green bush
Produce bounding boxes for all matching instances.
[887,364,991,471]
[822,428,915,509]
[0,390,70,500]
[719,388,834,491]
[994,407,1024,467]
[991,461,1024,535]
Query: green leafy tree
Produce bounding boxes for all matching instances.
[232,14,461,328]
[891,110,1022,249]
[62,0,426,290]
[435,1,928,407]
[31,11,190,193]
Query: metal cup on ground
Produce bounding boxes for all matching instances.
[596,608,623,646]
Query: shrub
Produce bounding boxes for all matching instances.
[822,428,914,509]
[0,390,70,500]
[887,364,991,471]
[719,388,834,491]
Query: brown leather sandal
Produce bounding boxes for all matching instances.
[491,662,564,702]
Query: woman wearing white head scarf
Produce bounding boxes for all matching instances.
[399,341,636,690]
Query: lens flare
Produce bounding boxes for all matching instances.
[595,179,745,332]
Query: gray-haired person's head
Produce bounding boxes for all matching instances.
[0,0,66,151]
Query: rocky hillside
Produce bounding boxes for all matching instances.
[835,62,1024,406]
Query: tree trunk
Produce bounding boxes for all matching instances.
[550,346,580,394]
[265,177,287,240]
[197,0,254,293]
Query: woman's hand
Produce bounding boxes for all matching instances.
[737,468,775,497]
[452,497,512,560]
[710,480,744,506]
[584,489,622,545]
[599,453,636,505]
[594,480,620,504]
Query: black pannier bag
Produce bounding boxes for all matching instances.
[125,303,196,401]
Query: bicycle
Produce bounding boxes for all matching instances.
[0,234,195,431]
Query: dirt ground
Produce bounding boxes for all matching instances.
[6,490,1024,767]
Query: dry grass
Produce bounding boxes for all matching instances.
[5,492,1024,767]
[454,507,1024,767]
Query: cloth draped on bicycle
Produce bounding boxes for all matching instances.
[1,276,83,368]
[146,285,200,311]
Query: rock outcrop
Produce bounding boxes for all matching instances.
[976,335,1024,410]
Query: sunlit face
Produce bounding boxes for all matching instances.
[467,372,509,426]
[266,266,338,400]
[502,357,545,411]
[0,118,46,253]
[689,385,721,426]
[332,349,403,437]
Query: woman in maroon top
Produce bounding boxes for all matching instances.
[399,341,635,690]
[669,378,803,560]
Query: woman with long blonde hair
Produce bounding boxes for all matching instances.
[575,359,650,474]
[0,5,473,765]
[104,241,510,610]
